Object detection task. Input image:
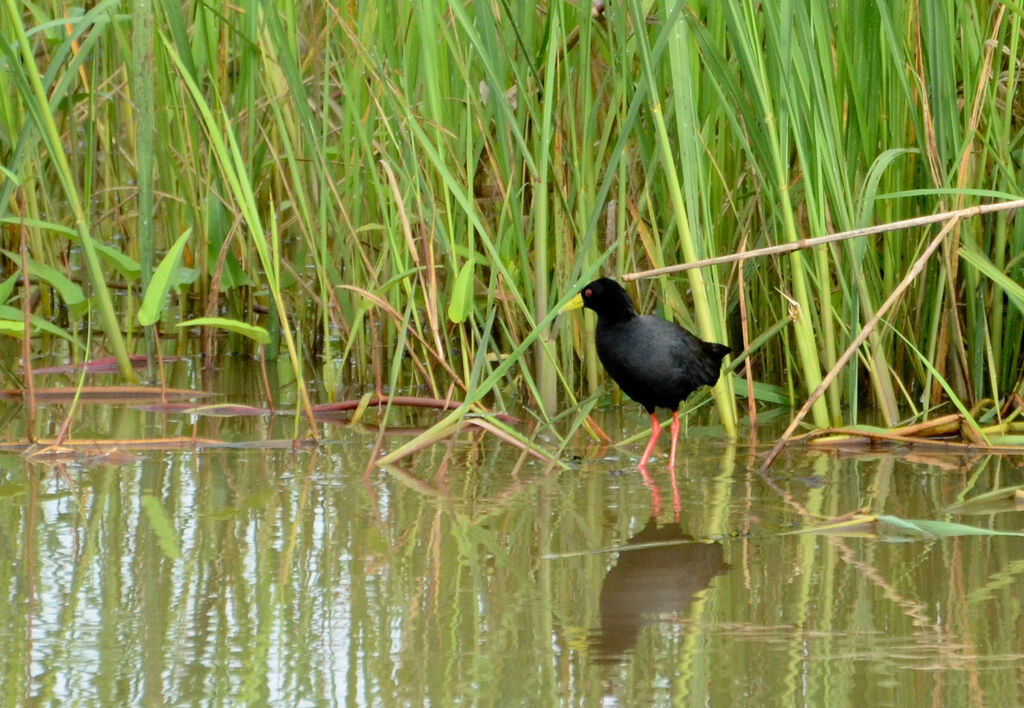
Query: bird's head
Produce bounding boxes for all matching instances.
[560,278,637,320]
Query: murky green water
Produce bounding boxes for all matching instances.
[3,371,1024,705]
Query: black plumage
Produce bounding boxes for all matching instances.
[564,278,730,468]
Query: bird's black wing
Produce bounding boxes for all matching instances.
[596,316,725,411]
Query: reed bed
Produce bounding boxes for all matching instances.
[2,0,1023,442]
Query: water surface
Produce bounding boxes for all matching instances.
[2,379,1023,705]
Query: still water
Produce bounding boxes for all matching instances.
[2,374,1024,704]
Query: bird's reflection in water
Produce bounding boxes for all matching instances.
[592,517,728,661]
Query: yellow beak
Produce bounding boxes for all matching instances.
[559,293,584,313]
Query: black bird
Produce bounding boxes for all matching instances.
[562,278,730,469]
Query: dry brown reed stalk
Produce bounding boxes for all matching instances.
[623,199,1024,282]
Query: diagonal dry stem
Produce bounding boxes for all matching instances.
[758,207,995,473]
[623,199,1024,281]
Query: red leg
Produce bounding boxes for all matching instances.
[638,412,661,468]
[669,410,680,469]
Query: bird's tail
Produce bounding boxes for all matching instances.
[705,342,732,361]
[699,342,732,386]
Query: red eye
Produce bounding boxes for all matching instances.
[584,288,592,298]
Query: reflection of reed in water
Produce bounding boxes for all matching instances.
[594,517,728,660]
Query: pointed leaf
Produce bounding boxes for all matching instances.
[93,241,141,280]
[178,316,270,345]
[0,305,84,349]
[138,229,192,327]
[0,273,18,304]
[447,259,475,323]
[959,243,1024,315]
[0,320,25,338]
[1,249,85,313]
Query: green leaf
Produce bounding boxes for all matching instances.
[93,241,141,280]
[178,316,270,345]
[0,305,84,349]
[138,229,192,327]
[0,319,26,338]
[0,272,19,304]
[731,377,794,405]
[959,243,1024,315]
[447,259,475,324]
[1,249,86,313]
[0,219,140,280]
[0,217,76,238]
[174,266,199,286]
[857,148,919,224]
[0,165,19,184]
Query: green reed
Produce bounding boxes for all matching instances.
[1,1,1023,440]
